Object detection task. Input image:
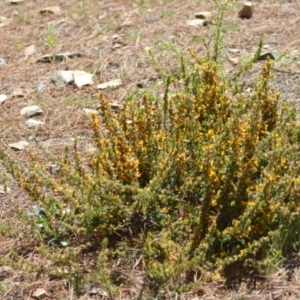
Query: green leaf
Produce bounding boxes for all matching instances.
[35,219,47,228]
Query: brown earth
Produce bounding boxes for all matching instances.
[1,0,300,299]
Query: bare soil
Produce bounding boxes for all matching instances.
[1,0,300,299]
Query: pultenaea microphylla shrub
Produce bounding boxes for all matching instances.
[2,49,300,296]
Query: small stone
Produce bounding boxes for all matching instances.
[258,52,275,61]
[24,44,36,58]
[239,2,253,19]
[47,164,60,174]
[112,43,122,50]
[37,81,47,93]
[52,70,74,85]
[26,119,45,127]
[0,185,10,195]
[89,288,108,297]
[32,288,50,299]
[97,79,122,90]
[0,16,9,28]
[9,141,29,150]
[52,70,93,88]
[37,54,53,63]
[83,108,98,116]
[229,57,240,66]
[187,19,207,26]
[228,48,241,54]
[73,70,94,88]
[110,102,122,111]
[39,6,62,15]
[0,94,8,104]
[6,0,24,4]
[12,88,28,97]
[20,105,43,118]
[195,11,212,20]
[112,34,122,43]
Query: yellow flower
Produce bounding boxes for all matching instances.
[280,158,286,167]
[268,175,275,182]
[207,129,214,137]
[211,199,217,207]
[161,207,168,213]
[208,167,215,179]
[167,251,175,261]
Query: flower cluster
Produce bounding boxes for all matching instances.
[2,47,300,296]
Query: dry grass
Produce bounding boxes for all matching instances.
[1,0,300,298]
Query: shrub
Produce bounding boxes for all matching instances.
[1,0,300,297]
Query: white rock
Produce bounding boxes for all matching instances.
[46,164,60,174]
[37,81,47,93]
[0,185,10,194]
[53,70,74,84]
[0,16,10,28]
[6,0,24,4]
[239,2,253,19]
[39,6,62,15]
[24,44,36,58]
[228,48,241,54]
[0,94,8,104]
[9,141,29,150]
[229,57,239,65]
[52,70,93,88]
[26,119,45,127]
[195,11,212,20]
[73,70,94,88]
[89,288,108,297]
[83,108,98,116]
[32,288,50,299]
[112,34,122,43]
[20,105,43,118]
[187,19,207,26]
[12,88,29,97]
[112,43,122,50]
[97,79,122,90]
